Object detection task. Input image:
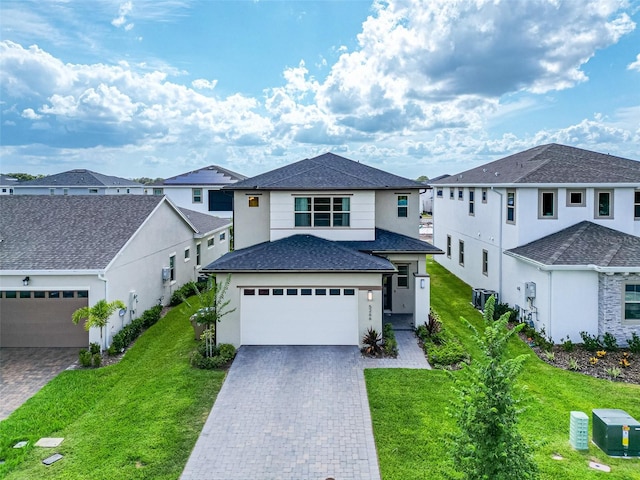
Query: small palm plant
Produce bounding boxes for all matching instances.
[72,299,126,351]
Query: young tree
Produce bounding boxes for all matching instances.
[183,274,235,357]
[72,299,126,351]
[450,295,538,480]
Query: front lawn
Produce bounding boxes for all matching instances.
[0,303,224,480]
[366,259,640,480]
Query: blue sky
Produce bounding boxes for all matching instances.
[1,0,639,180]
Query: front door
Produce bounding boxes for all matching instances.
[383,274,392,311]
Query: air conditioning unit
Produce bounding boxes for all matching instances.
[592,409,640,457]
[472,288,482,308]
[161,267,171,282]
[479,290,499,310]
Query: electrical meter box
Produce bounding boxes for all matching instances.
[592,409,640,457]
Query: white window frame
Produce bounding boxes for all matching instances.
[192,188,203,204]
[595,189,614,219]
[196,243,201,267]
[89,188,98,194]
[153,188,163,195]
[449,187,454,200]
[397,195,408,218]
[468,188,475,216]
[248,196,260,207]
[397,264,409,288]
[184,247,191,262]
[169,254,176,283]
[623,282,640,325]
[459,240,464,266]
[219,232,226,242]
[482,249,488,276]
[436,188,443,198]
[482,188,487,203]
[634,190,640,220]
[566,189,586,207]
[538,189,558,219]
[458,188,463,201]
[506,189,516,225]
[294,196,351,227]
[446,235,452,258]
[207,236,214,248]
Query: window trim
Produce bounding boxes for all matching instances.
[458,240,464,266]
[169,254,176,283]
[248,196,260,207]
[634,190,640,220]
[538,189,558,219]
[397,195,408,218]
[219,232,226,242]
[449,187,454,200]
[468,188,475,216]
[88,188,98,194]
[481,188,487,204]
[446,235,452,258]
[207,236,214,248]
[153,188,164,196]
[566,188,586,207]
[506,189,516,225]
[623,282,640,325]
[294,196,351,228]
[184,247,190,262]
[595,189,614,219]
[458,188,463,201]
[196,243,201,267]
[397,264,409,288]
[482,249,488,276]
[436,188,443,198]
[192,188,203,204]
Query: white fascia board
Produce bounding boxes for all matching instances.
[0,269,105,276]
[503,251,640,273]
[434,182,640,188]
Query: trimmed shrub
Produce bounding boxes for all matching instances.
[89,342,100,355]
[108,305,164,356]
[170,281,208,306]
[382,323,398,357]
[78,349,92,367]
[580,331,602,352]
[190,343,236,369]
[627,332,640,354]
[428,340,469,367]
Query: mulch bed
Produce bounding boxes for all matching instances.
[525,337,640,384]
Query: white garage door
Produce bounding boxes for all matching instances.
[241,287,359,345]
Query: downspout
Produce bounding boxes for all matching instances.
[491,187,504,300]
[98,272,108,351]
[547,269,553,343]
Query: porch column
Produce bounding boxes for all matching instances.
[414,273,430,329]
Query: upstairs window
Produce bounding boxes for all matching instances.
[248,196,260,207]
[446,235,452,258]
[89,188,98,194]
[169,254,175,282]
[436,188,443,198]
[207,237,214,248]
[295,196,351,227]
[184,247,190,261]
[397,195,408,217]
[63,188,69,196]
[538,189,557,219]
[634,191,640,220]
[153,188,163,195]
[196,243,201,266]
[468,189,475,215]
[482,249,488,276]
[449,188,454,199]
[49,188,55,195]
[482,188,487,203]
[192,188,202,203]
[506,189,516,224]
[566,189,585,207]
[458,188,463,200]
[595,189,614,219]
[459,240,465,266]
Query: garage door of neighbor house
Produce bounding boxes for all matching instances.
[240,287,359,345]
[0,290,89,347]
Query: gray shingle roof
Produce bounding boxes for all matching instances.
[0,195,168,270]
[340,228,443,254]
[228,153,423,190]
[177,207,231,235]
[160,165,247,186]
[505,221,640,268]
[432,144,640,185]
[17,169,143,187]
[203,234,396,272]
[0,174,18,186]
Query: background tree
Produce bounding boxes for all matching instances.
[183,274,235,357]
[449,295,538,480]
[415,175,429,182]
[4,173,45,181]
[72,299,126,352]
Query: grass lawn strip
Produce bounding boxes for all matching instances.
[0,302,224,480]
[366,259,640,480]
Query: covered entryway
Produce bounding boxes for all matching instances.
[240,287,359,345]
[0,291,89,347]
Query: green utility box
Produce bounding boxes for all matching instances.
[592,409,640,457]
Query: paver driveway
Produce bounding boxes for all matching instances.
[0,348,78,421]
[181,345,381,480]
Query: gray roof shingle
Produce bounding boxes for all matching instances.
[177,207,231,235]
[203,234,396,272]
[340,228,443,254]
[432,144,640,185]
[228,153,423,190]
[505,221,640,268]
[17,169,143,187]
[160,165,247,186]
[0,195,170,270]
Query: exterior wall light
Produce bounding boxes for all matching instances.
[367,290,373,301]
[420,278,425,289]
[22,276,30,286]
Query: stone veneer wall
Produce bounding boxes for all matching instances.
[598,272,640,346]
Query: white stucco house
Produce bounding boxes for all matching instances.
[149,165,247,218]
[0,174,18,195]
[431,143,640,345]
[202,153,443,347]
[0,195,230,348]
[13,169,144,195]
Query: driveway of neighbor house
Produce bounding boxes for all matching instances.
[181,331,429,480]
[0,348,78,421]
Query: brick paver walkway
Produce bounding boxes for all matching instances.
[0,348,78,421]
[360,329,431,369]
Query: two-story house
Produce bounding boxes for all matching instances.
[149,165,247,218]
[0,195,231,348]
[432,143,640,344]
[14,169,144,195]
[203,153,442,347]
[0,174,18,195]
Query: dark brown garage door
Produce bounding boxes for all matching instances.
[0,290,89,347]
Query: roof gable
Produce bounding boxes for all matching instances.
[432,144,640,185]
[340,228,443,254]
[229,153,423,190]
[17,169,142,188]
[505,221,640,268]
[177,207,231,235]
[0,195,165,270]
[160,165,247,186]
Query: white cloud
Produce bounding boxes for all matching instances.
[192,79,218,90]
[21,108,42,120]
[628,53,640,71]
[112,1,133,29]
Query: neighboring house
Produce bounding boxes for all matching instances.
[14,169,144,195]
[431,143,640,344]
[150,165,247,217]
[203,153,443,347]
[420,174,450,214]
[0,195,231,348]
[0,174,18,195]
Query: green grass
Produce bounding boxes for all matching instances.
[366,259,640,480]
[0,303,225,479]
